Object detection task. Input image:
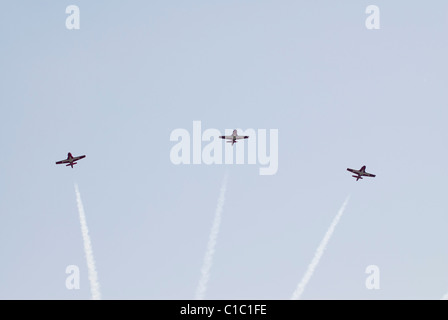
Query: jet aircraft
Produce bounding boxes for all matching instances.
[56,152,86,168]
[219,129,249,146]
[347,165,376,181]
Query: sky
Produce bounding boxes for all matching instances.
[1,1,448,300]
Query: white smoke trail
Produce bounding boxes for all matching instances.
[74,183,101,300]
[195,173,228,300]
[441,293,448,300]
[291,195,350,300]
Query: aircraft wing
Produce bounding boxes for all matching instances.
[235,135,249,140]
[219,136,233,139]
[56,159,70,164]
[73,155,86,161]
[346,168,356,173]
[363,172,376,177]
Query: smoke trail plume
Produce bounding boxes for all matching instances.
[291,195,350,300]
[195,173,228,300]
[74,183,101,300]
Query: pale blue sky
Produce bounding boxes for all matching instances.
[1,1,448,299]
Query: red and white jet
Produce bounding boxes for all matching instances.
[219,129,249,146]
[347,165,376,181]
[56,152,86,168]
